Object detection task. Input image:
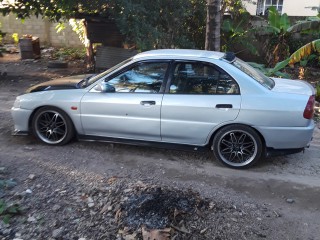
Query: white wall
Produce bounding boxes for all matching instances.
[283,0,319,16]
[242,0,258,15]
[0,14,83,47]
[242,0,319,16]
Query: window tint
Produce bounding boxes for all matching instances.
[107,62,168,93]
[169,62,239,95]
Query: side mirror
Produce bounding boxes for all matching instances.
[94,82,116,93]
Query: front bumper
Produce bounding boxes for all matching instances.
[11,107,33,135]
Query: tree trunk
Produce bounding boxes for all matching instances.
[205,0,221,51]
[83,20,95,71]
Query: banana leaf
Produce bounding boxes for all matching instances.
[289,39,320,65]
[287,20,320,33]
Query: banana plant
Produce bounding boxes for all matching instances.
[257,39,320,77]
[287,16,320,33]
[257,7,320,67]
[247,61,290,78]
[288,39,320,66]
[221,12,258,55]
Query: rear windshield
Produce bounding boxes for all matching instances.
[232,58,275,89]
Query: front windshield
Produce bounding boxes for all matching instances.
[232,58,275,90]
[86,57,133,86]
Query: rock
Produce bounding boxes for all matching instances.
[231,218,238,222]
[15,233,22,238]
[200,228,208,234]
[52,204,61,212]
[88,202,95,208]
[286,198,294,204]
[123,188,132,193]
[27,216,37,222]
[52,228,64,238]
[28,174,36,180]
[25,189,32,194]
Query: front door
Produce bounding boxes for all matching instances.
[80,61,169,141]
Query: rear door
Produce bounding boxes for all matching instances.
[161,61,241,145]
[80,61,169,141]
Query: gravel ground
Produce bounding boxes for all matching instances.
[0,53,320,240]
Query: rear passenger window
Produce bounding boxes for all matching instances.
[169,62,239,95]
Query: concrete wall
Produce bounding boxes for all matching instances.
[0,14,83,47]
[243,0,319,16]
[283,0,319,17]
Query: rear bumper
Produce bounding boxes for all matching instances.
[11,107,32,134]
[265,147,304,158]
[255,121,315,149]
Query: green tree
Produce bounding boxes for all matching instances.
[1,0,249,57]
[0,0,207,51]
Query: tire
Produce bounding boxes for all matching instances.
[32,107,74,145]
[212,124,263,169]
[47,61,68,68]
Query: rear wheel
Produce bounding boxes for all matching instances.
[212,125,263,169]
[32,107,74,145]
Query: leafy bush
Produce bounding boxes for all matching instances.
[0,178,20,223]
[0,200,20,224]
[316,83,320,102]
[52,47,86,61]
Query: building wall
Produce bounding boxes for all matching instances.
[243,0,319,16]
[242,0,259,15]
[0,14,83,47]
[283,0,319,16]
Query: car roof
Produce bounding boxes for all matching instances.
[133,49,225,61]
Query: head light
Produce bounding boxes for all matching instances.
[13,98,21,108]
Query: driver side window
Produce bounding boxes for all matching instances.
[107,62,168,93]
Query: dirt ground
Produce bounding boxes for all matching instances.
[0,53,320,240]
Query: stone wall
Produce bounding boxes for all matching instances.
[0,14,83,47]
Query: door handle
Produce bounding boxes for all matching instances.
[216,104,233,108]
[140,101,156,106]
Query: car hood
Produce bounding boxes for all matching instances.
[26,74,92,93]
[271,78,315,95]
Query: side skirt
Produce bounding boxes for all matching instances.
[77,135,208,152]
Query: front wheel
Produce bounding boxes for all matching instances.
[212,125,263,169]
[32,107,74,145]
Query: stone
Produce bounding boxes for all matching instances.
[27,216,37,222]
[52,204,61,212]
[88,202,95,208]
[25,189,32,194]
[286,198,294,204]
[52,228,64,239]
[28,174,36,180]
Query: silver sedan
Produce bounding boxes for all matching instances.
[11,49,315,169]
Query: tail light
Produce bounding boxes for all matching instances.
[303,95,315,119]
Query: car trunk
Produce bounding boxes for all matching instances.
[271,78,315,96]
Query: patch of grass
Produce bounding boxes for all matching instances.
[0,200,20,224]
[0,170,20,223]
[316,83,320,102]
